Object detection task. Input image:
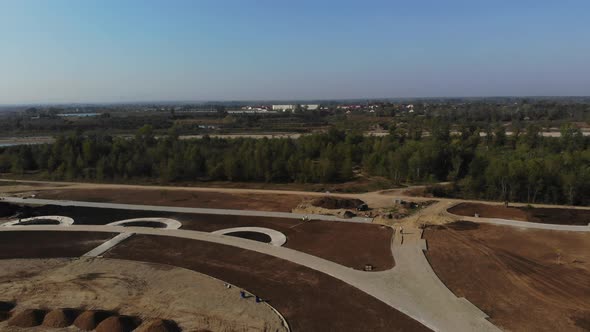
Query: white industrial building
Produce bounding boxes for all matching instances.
[272,104,296,111]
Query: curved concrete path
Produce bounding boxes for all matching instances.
[212,227,287,246]
[108,217,182,229]
[1,215,74,227]
[0,224,500,332]
[0,197,372,223]
[446,209,590,232]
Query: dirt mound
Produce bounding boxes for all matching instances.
[136,319,180,332]
[7,309,45,327]
[342,210,357,218]
[0,311,10,321]
[96,315,140,332]
[311,196,365,210]
[0,301,15,312]
[42,309,76,328]
[74,310,113,330]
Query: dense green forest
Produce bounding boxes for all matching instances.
[1,123,589,205]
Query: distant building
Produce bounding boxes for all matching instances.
[302,104,319,111]
[272,104,296,111]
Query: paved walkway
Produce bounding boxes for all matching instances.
[107,217,182,229]
[0,197,372,223]
[0,224,500,331]
[83,232,135,257]
[212,227,287,246]
[1,215,74,227]
[460,215,590,232]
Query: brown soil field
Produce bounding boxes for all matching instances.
[449,202,590,225]
[105,234,430,332]
[423,222,590,331]
[36,188,308,212]
[0,231,116,259]
[310,196,365,209]
[175,214,395,271]
[2,203,394,271]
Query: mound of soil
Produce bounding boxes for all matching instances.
[42,309,76,328]
[73,310,113,330]
[136,319,180,332]
[0,301,15,312]
[343,210,357,218]
[96,315,140,332]
[0,312,9,321]
[311,196,365,210]
[7,309,45,328]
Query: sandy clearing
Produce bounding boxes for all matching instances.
[0,257,287,332]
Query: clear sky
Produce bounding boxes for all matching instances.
[1,0,589,104]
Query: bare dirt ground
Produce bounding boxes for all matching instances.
[0,231,116,259]
[0,258,287,332]
[1,203,394,271]
[449,202,590,225]
[35,188,308,212]
[423,222,590,332]
[105,234,430,332]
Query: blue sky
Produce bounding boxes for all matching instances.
[1,0,589,104]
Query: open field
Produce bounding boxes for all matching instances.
[449,202,590,225]
[0,203,394,271]
[105,234,429,332]
[423,221,590,331]
[34,187,309,212]
[0,231,116,259]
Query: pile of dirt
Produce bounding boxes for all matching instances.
[0,301,14,322]
[42,309,76,328]
[96,315,140,332]
[311,196,365,210]
[7,309,45,328]
[0,312,10,321]
[73,310,113,330]
[136,319,180,332]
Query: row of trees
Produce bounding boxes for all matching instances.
[1,124,589,205]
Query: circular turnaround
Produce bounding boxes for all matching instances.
[212,227,287,247]
[1,216,74,227]
[107,218,182,230]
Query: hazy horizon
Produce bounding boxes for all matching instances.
[1,0,590,104]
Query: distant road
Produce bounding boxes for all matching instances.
[0,196,372,223]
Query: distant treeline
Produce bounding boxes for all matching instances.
[1,123,589,205]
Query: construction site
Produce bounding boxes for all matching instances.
[0,179,589,331]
